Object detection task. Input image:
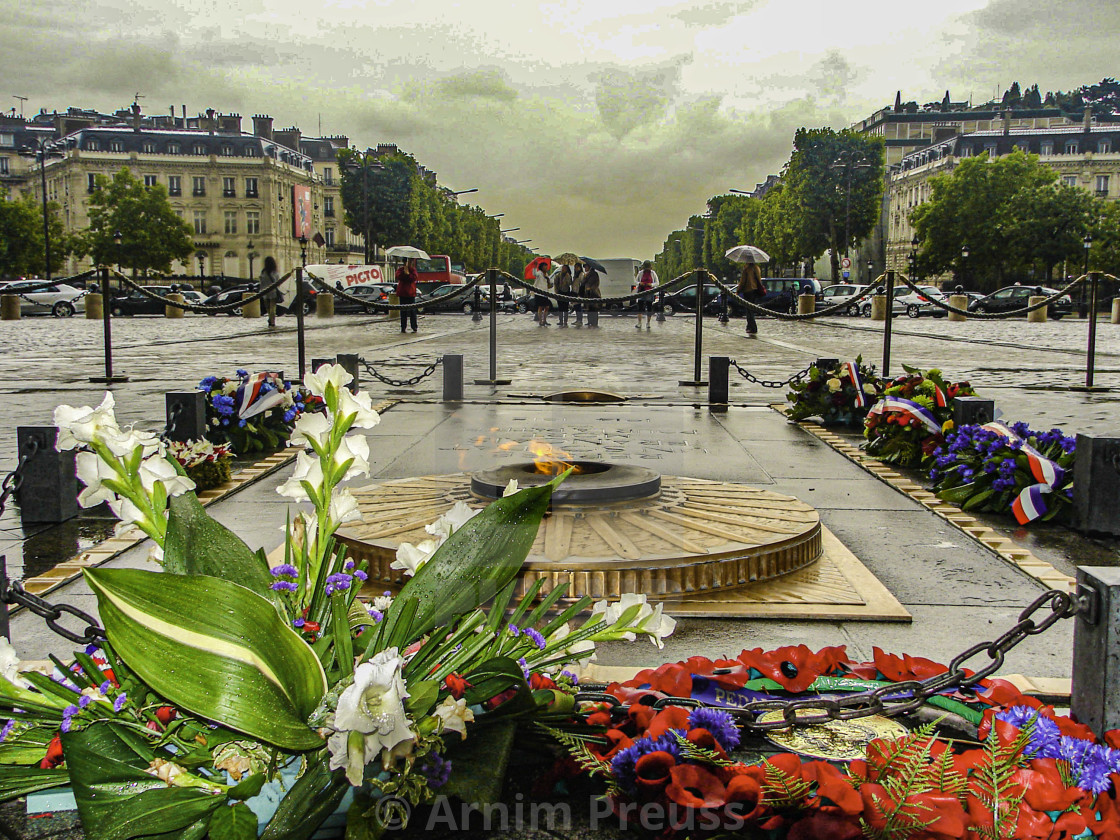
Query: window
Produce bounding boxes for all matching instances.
[223,177,236,197]
[1065,141,1079,155]
[224,211,237,235]
[87,173,98,193]
[1040,141,1054,155]
[110,140,124,152]
[324,196,334,217]
[1100,140,1113,154]
[143,174,158,188]
[246,211,260,235]
[325,228,335,246]
[986,145,997,158]
[323,167,333,185]
[192,176,206,196]
[1015,141,1031,152]
[244,177,258,198]
[193,143,207,155]
[0,133,13,147]
[221,144,234,156]
[86,140,99,151]
[168,142,180,154]
[959,145,972,157]
[1063,175,1078,187]
[244,145,258,157]
[193,211,207,235]
[1096,175,1110,196]
[0,158,7,175]
[142,142,156,154]
[168,175,181,196]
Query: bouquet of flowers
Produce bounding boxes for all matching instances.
[198,370,321,454]
[785,356,883,426]
[863,365,977,467]
[166,439,234,491]
[0,365,674,838]
[927,422,1076,524]
[559,646,1120,839]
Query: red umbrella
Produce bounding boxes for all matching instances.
[523,256,552,281]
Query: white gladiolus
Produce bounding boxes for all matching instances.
[0,638,31,689]
[305,363,353,397]
[434,696,475,739]
[53,393,120,450]
[329,488,362,525]
[502,479,519,497]
[390,540,439,576]
[589,593,676,648]
[276,452,324,501]
[336,389,380,430]
[76,451,118,507]
[333,435,370,482]
[138,455,195,498]
[289,412,331,449]
[425,501,479,541]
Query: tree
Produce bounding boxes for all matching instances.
[782,128,885,281]
[80,169,193,274]
[0,191,73,278]
[338,148,418,253]
[1002,183,1096,279]
[1001,82,1022,109]
[1090,200,1120,277]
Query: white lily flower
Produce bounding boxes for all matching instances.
[138,455,195,498]
[276,452,323,501]
[425,501,479,540]
[545,622,596,666]
[337,389,380,430]
[76,451,118,507]
[333,435,370,481]
[329,488,362,525]
[101,427,162,460]
[54,393,120,450]
[634,601,676,649]
[0,638,31,689]
[108,496,149,527]
[434,696,475,739]
[289,412,331,449]
[327,730,379,786]
[502,479,519,497]
[305,363,353,397]
[330,648,413,782]
[390,539,439,576]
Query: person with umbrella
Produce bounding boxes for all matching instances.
[533,260,553,325]
[726,245,770,336]
[395,257,420,333]
[553,263,574,327]
[634,260,659,330]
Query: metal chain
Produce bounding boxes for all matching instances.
[891,271,1086,319]
[305,272,484,312]
[729,360,814,389]
[357,357,443,387]
[112,270,291,314]
[1,580,106,645]
[576,588,1081,730]
[0,438,39,518]
[496,269,696,307]
[0,270,98,296]
[707,274,876,321]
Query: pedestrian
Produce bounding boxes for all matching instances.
[635,260,659,330]
[736,262,764,335]
[554,264,573,327]
[259,256,280,327]
[395,257,419,333]
[572,262,585,326]
[582,262,601,327]
[533,261,553,325]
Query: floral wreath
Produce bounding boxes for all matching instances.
[786,356,883,427]
[864,366,977,468]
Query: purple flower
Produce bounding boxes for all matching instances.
[507,625,521,637]
[995,706,1061,758]
[325,573,353,596]
[517,657,530,679]
[0,720,15,742]
[688,707,741,751]
[1056,736,1117,794]
[419,753,452,788]
[523,628,546,650]
[610,734,682,796]
[270,581,298,593]
[366,608,384,623]
[78,695,93,709]
[98,680,113,695]
[271,564,299,578]
[354,570,368,583]
[560,670,579,685]
[113,694,127,712]
[60,717,73,733]
[293,618,306,628]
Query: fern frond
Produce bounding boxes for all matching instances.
[535,724,613,781]
[760,760,813,808]
[670,730,735,768]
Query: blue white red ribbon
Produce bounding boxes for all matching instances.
[236,372,286,420]
[868,396,942,435]
[842,361,868,408]
[979,422,1066,524]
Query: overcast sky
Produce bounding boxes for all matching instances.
[4,0,1116,257]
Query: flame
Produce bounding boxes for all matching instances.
[497,440,520,451]
[528,439,585,476]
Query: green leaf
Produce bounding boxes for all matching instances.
[164,493,279,606]
[0,765,70,803]
[393,481,555,643]
[260,752,349,840]
[440,720,517,805]
[209,803,259,840]
[62,722,223,840]
[84,568,327,751]
[404,679,439,718]
[227,773,266,801]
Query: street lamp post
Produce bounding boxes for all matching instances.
[299,234,308,267]
[247,241,257,281]
[960,244,969,288]
[18,139,64,281]
[196,250,206,285]
[1081,233,1092,318]
[867,259,875,284]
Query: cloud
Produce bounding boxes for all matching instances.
[670,0,760,28]
[593,59,689,139]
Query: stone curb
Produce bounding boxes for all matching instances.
[770,404,1075,593]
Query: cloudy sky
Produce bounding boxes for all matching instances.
[4,0,1116,256]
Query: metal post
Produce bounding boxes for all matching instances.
[881,271,895,378]
[719,287,729,324]
[336,353,360,393]
[679,269,708,386]
[90,267,128,383]
[1071,567,1120,735]
[472,285,482,322]
[708,356,730,410]
[311,358,333,373]
[295,267,306,381]
[38,152,52,282]
[165,392,207,442]
[656,288,665,322]
[15,427,77,523]
[1086,272,1099,389]
[442,354,464,402]
[474,268,511,385]
[0,555,8,641]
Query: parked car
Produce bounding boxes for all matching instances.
[660,283,721,315]
[333,283,392,315]
[0,281,86,317]
[418,284,475,314]
[819,283,870,316]
[894,285,949,318]
[968,285,1072,319]
[759,278,824,314]
[203,286,253,316]
[111,285,198,316]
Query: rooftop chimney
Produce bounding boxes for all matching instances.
[252,114,273,140]
[1084,106,1093,133]
[206,108,216,135]
[131,101,142,133]
[1002,110,1011,136]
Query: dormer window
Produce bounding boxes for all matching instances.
[110,140,124,152]
[168,142,180,154]
[142,142,156,153]
[193,143,207,155]
[221,144,234,156]
[85,140,99,151]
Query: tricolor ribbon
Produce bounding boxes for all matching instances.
[979,422,1067,524]
[933,385,948,408]
[236,372,286,420]
[867,396,942,435]
[842,361,868,408]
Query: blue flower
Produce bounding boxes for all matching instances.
[98,680,113,695]
[0,720,15,743]
[271,564,298,578]
[419,753,452,788]
[610,734,682,796]
[113,693,127,712]
[517,657,530,679]
[507,625,521,637]
[78,695,92,709]
[270,581,298,593]
[367,608,384,623]
[995,706,1061,757]
[688,707,741,751]
[523,628,546,650]
[325,573,353,596]
[292,618,305,629]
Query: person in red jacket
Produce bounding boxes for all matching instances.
[395,258,419,333]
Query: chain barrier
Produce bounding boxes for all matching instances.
[304,272,484,313]
[0,438,39,518]
[111,270,291,314]
[575,588,1082,730]
[707,274,876,321]
[0,580,106,645]
[356,356,443,388]
[495,269,696,308]
[891,272,1086,319]
[729,360,814,389]
[0,270,98,296]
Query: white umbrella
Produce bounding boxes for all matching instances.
[724,245,771,264]
[385,245,431,260]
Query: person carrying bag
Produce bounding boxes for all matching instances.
[736,263,764,335]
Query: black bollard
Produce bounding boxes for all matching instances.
[1072,567,1120,735]
[310,358,333,375]
[0,554,8,640]
[815,358,839,373]
[881,271,895,377]
[14,427,77,523]
[656,289,665,323]
[1072,434,1120,535]
[951,396,995,428]
[679,269,708,386]
[472,285,482,323]
[719,291,729,325]
[708,356,730,411]
[90,267,129,383]
[295,268,307,381]
[165,392,207,442]
[336,354,361,393]
[443,354,464,402]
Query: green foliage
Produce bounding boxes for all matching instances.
[0,190,74,277]
[209,803,259,840]
[969,724,1031,839]
[78,168,194,274]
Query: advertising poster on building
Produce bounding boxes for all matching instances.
[292,185,311,240]
[304,264,385,288]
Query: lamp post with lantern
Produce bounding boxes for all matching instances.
[18,138,64,281]
[247,241,258,282]
[960,244,970,288]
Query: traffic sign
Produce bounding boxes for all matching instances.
[842,270,850,279]
[841,257,851,269]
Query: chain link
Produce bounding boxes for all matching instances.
[729,359,814,389]
[305,272,484,312]
[357,357,443,387]
[112,270,291,314]
[891,272,1086,319]
[0,438,39,518]
[576,588,1082,731]
[1,580,106,645]
[496,269,696,307]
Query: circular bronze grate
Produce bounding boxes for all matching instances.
[337,473,822,603]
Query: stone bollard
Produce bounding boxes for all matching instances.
[85,292,103,319]
[952,396,995,427]
[948,294,968,322]
[165,292,185,319]
[797,294,816,316]
[870,294,888,321]
[443,354,464,402]
[14,427,77,523]
[316,293,335,318]
[1112,298,1120,324]
[1027,295,1047,322]
[165,392,207,442]
[1,295,20,320]
[1073,434,1120,535]
[708,356,730,411]
[1071,567,1120,735]
[241,294,261,319]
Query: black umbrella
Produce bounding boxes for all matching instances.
[579,257,607,273]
